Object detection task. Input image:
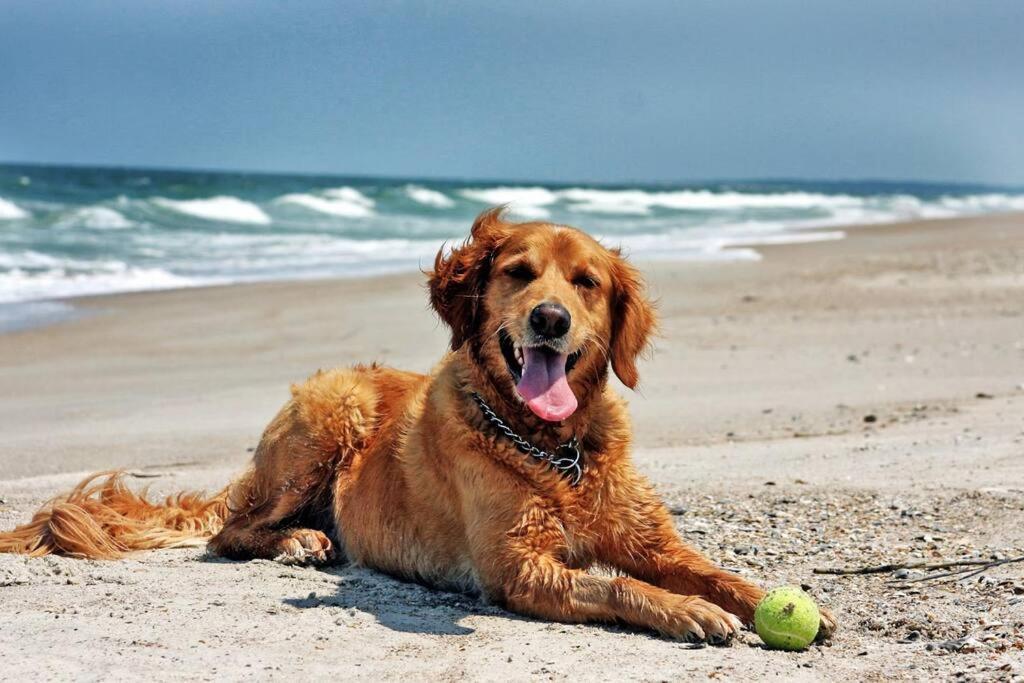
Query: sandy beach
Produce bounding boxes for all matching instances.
[1,213,1023,680]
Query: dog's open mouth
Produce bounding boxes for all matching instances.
[499,330,582,422]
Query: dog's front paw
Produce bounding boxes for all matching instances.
[273,529,335,566]
[816,606,838,642]
[661,596,744,645]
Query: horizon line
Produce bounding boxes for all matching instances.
[1,159,1021,193]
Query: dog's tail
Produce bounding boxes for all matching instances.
[0,471,229,559]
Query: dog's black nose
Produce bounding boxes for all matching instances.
[529,303,571,338]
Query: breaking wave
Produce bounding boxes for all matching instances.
[276,187,375,218]
[55,206,134,230]
[405,185,455,208]
[152,196,271,224]
[458,186,873,217]
[0,197,29,220]
[459,186,558,218]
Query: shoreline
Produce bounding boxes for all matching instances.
[2,210,1021,336]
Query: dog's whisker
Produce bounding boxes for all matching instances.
[484,320,515,344]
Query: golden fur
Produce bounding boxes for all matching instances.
[0,471,227,558]
[0,209,835,644]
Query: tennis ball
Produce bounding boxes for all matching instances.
[754,586,820,651]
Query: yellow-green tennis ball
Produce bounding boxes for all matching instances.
[754,586,820,651]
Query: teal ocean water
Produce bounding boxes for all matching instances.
[2,163,1022,305]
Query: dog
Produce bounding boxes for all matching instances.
[0,208,835,644]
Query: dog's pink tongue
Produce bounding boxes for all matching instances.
[516,347,578,422]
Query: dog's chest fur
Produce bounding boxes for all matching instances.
[330,359,632,596]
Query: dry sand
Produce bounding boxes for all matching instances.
[1,213,1023,681]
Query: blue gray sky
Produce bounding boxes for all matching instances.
[2,1,1022,184]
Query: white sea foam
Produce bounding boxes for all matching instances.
[458,185,872,218]
[720,230,847,247]
[0,197,29,220]
[603,222,849,263]
[152,196,271,224]
[559,188,866,215]
[0,264,200,304]
[194,232,437,266]
[558,188,660,215]
[56,206,134,230]
[460,186,559,206]
[460,186,558,218]
[276,192,374,218]
[0,250,77,270]
[323,186,375,206]
[562,197,652,215]
[938,193,1024,213]
[405,185,455,208]
[506,204,553,219]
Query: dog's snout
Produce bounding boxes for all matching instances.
[529,303,571,338]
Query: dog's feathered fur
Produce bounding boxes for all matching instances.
[0,471,228,558]
[0,209,835,643]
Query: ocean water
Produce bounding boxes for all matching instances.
[1,163,1023,306]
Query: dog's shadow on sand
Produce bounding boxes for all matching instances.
[206,555,703,642]
[276,562,512,636]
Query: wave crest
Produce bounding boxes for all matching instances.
[152,196,271,225]
[460,186,557,218]
[275,190,375,218]
[405,185,454,208]
[0,197,29,220]
[322,187,375,207]
[56,206,134,230]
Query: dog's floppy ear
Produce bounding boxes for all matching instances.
[429,208,512,350]
[609,251,657,388]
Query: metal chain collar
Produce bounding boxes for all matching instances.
[470,392,583,486]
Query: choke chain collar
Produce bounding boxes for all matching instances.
[470,392,583,486]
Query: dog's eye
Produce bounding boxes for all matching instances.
[573,274,599,290]
[505,264,535,281]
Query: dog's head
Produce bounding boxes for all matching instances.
[429,208,656,422]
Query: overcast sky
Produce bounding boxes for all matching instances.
[2,1,1022,184]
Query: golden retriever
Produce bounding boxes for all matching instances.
[0,208,835,644]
